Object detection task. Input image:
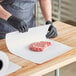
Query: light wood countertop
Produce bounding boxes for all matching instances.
[0,21,76,76]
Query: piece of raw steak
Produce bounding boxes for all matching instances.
[29,41,51,52]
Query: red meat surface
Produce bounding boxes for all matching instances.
[29,41,51,52]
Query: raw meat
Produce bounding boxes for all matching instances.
[29,41,51,52]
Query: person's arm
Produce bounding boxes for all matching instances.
[0,5,28,32]
[39,0,57,38]
[0,5,12,20]
[39,0,52,22]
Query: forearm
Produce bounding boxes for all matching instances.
[39,0,52,22]
[0,5,12,20]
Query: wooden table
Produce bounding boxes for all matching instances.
[0,21,76,76]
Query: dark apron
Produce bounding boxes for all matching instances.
[0,0,36,39]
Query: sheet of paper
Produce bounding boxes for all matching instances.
[6,61,21,75]
[6,25,73,64]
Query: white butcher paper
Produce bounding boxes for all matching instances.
[6,25,73,64]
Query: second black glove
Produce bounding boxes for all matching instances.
[7,16,28,32]
[46,21,58,38]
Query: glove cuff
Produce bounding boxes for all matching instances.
[7,16,19,22]
[46,20,52,25]
[7,15,21,26]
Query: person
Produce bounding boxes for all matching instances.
[0,0,57,39]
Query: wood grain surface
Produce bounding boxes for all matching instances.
[0,21,76,76]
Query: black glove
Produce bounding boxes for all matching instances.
[7,16,28,32]
[45,21,57,38]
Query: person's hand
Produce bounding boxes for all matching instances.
[7,16,28,32]
[45,21,57,38]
